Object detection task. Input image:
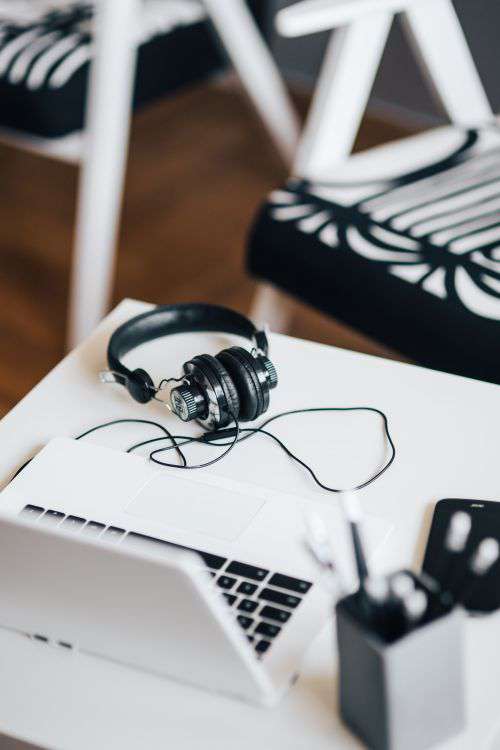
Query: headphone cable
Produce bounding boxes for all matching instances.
[75,418,188,467]
[74,406,395,494]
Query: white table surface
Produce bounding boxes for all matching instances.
[1,298,500,750]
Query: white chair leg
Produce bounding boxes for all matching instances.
[67,0,140,348]
[402,0,492,127]
[293,10,393,181]
[250,283,295,333]
[203,0,300,166]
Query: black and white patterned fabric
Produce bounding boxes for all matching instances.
[0,0,225,136]
[248,126,500,384]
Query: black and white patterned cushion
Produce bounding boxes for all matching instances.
[248,126,500,384]
[0,0,225,137]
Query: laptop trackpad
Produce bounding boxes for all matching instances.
[126,473,265,542]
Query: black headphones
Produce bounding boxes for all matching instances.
[106,303,278,431]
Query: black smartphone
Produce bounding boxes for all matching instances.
[422,498,500,613]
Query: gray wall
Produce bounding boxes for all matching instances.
[270,0,500,125]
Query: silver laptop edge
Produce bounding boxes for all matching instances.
[0,438,339,705]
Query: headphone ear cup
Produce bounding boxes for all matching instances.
[217,347,263,422]
[191,354,240,425]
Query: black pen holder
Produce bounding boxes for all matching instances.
[335,592,465,750]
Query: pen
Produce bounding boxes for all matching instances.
[340,491,369,585]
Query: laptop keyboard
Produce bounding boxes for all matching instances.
[19,504,313,658]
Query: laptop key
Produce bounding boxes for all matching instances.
[216,575,236,590]
[61,515,86,531]
[127,536,226,570]
[103,526,126,541]
[268,573,312,594]
[255,639,271,654]
[82,521,106,535]
[259,588,301,608]
[226,561,269,582]
[20,504,44,519]
[260,605,291,623]
[33,634,49,643]
[237,581,258,596]
[237,599,258,614]
[223,594,237,606]
[40,510,65,524]
[237,615,253,630]
[197,552,227,570]
[255,622,281,638]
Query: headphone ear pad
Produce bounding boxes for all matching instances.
[192,354,240,424]
[217,348,262,422]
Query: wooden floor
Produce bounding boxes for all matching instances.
[0,84,410,416]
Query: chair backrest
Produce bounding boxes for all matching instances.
[276,0,493,180]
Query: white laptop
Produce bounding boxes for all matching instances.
[0,437,391,706]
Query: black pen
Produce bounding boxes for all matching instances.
[340,491,369,584]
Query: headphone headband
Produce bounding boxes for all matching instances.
[107,303,268,403]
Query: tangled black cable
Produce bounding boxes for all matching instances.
[74,406,396,494]
[76,418,188,466]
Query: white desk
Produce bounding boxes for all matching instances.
[1,299,500,750]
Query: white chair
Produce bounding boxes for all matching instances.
[0,0,299,347]
[247,0,500,385]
